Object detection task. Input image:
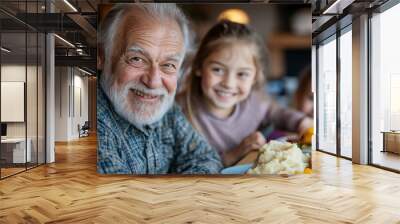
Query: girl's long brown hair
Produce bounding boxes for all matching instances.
[177,20,269,134]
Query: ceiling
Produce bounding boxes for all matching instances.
[311,0,390,43]
[0,0,313,74]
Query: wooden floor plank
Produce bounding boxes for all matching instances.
[0,135,400,223]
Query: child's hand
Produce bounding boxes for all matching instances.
[298,117,313,136]
[222,132,266,167]
[237,132,266,155]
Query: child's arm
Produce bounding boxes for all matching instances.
[266,100,310,133]
[297,117,313,135]
[221,132,266,167]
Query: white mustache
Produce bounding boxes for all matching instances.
[102,76,175,126]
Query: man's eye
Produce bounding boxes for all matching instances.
[161,63,177,75]
[125,56,147,68]
[163,63,176,69]
[129,57,143,63]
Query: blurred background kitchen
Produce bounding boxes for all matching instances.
[178,4,312,108]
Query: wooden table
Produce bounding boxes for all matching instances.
[381,131,400,154]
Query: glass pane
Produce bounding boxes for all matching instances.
[371,3,400,171]
[27,31,38,169]
[38,33,45,165]
[1,30,27,177]
[26,0,41,169]
[339,29,352,158]
[317,36,337,154]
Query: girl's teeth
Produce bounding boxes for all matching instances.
[217,91,233,97]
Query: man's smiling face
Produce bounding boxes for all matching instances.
[102,8,184,126]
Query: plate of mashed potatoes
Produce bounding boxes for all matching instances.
[247,140,311,175]
[220,140,311,175]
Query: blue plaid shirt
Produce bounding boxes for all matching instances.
[97,85,223,174]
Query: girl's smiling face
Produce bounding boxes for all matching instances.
[200,42,257,118]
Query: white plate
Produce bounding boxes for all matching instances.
[220,164,253,174]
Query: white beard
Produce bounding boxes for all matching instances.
[100,74,175,127]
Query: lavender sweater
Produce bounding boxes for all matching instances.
[178,91,306,155]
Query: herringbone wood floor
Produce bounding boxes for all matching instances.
[1,135,400,224]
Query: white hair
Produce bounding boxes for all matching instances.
[98,3,192,77]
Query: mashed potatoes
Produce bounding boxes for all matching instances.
[247,140,310,175]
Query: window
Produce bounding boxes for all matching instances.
[0,1,46,179]
[371,2,400,171]
[339,27,352,158]
[317,36,337,154]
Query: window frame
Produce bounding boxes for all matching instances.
[315,20,353,160]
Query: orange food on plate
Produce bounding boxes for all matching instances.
[304,168,312,174]
[300,127,313,145]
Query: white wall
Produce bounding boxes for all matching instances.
[1,65,26,142]
[1,65,39,138]
[1,64,46,164]
[55,66,69,141]
[54,67,89,141]
[70,71,89,139]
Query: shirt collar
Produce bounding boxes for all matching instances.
[130,120,162,136]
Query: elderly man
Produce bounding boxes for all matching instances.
[97,3,223,174]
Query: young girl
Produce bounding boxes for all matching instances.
[177,20,313,167]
